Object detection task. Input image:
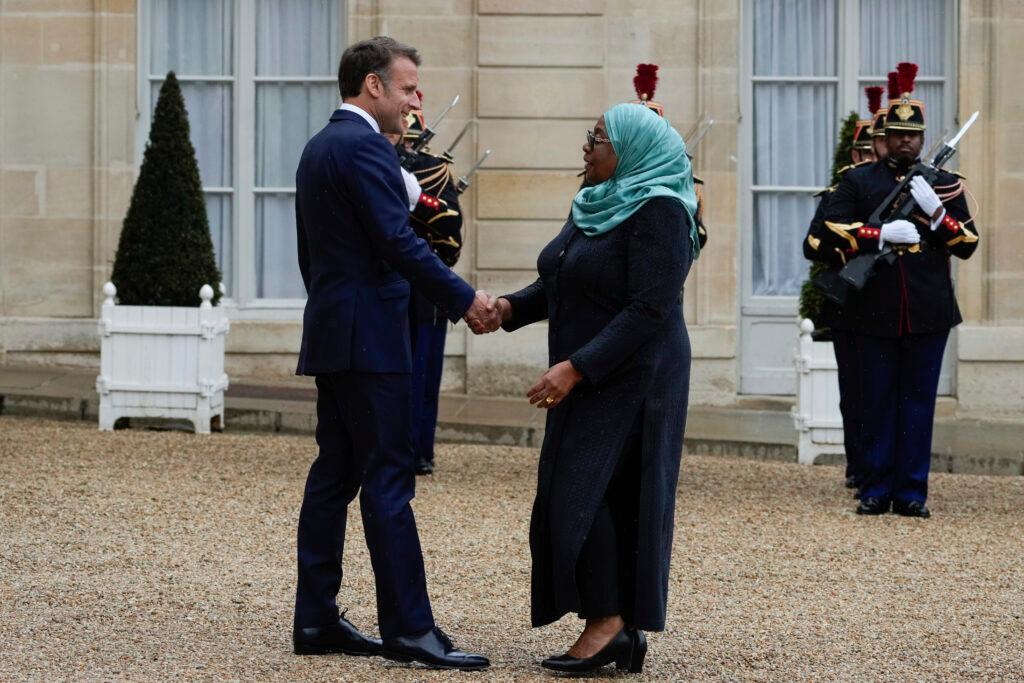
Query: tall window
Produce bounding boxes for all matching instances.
[747,0,955,298]
[751,0,837,297]
[142,0,344,307]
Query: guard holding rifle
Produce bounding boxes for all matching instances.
[820,62,979,518]
[394,95,491,475]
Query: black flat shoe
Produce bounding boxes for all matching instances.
[415,458,434,475]
[383,626,489,670]
[844,475,862,489]
[293,614,383,656]
[893,501,931,518]
[856,497,891,515]
[541,628,647,674]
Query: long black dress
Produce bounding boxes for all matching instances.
[501,196,693,631]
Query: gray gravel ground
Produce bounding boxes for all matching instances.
[1,416,1022,682]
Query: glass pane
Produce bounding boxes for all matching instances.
[752,193,814,297]
[753,83,835,186]
[255,84,337,187]
[151,82,233,187]
[206,194,233,296]
[859,0,946,76]
[150,0,233,76]
[256,194,306,299]
[753,0,836,77]
[256,0,343,76]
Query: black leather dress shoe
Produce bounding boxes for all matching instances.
[383,627,489,670]
[293,615,383,656]
[893,501,931,518]
[541,628,647,674]
[856,497,891,515]
[415,457,434,475]
[844,474,862,489]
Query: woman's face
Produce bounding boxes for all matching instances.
[583,115,618,185]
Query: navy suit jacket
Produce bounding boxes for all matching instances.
[295,109,475,375]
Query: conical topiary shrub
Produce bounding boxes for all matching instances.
[111,72,222,306]
[798,110,859,337]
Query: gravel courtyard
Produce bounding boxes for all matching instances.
[1,416,1022,682]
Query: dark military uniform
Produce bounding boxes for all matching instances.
[821,157,978,508]
[400,139,464,474]
[803,160,871,487]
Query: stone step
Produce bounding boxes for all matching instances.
[1,366,1021,475]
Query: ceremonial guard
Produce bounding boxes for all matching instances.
[394,103,467,475]
[631,63,709,249]
[819,63,979,518]
[803,84,885,490]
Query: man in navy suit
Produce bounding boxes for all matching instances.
[291,36,495,671]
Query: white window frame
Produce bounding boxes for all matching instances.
[136,0,347,320]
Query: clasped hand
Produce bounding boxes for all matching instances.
[463,290,503,334]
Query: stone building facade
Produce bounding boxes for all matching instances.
[1,0,1021,416]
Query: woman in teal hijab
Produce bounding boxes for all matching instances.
[492,103,697,675]
[573,102,701,258]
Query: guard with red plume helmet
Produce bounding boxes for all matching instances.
[818,57,979,519]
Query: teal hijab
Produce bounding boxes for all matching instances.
[572,103,700,258]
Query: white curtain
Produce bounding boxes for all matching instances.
[751,0,836,296]
[150,0,234,294]
[255,0,342,299]
[860,0,949,154]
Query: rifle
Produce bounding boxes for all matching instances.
[838,111,979,292]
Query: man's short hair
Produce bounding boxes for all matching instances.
[338,36,421,99]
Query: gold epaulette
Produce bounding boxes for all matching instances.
[813,185,836,198]
[834,159,871,179]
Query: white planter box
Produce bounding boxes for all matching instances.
[791,318,845,465]
[96,282,229,434]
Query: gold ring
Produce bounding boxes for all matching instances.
[544,397,555,405]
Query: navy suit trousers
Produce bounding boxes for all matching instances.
[294,372,434,639]
[409,314,448,464]
[831,329,862,482]
[856,331,949,505]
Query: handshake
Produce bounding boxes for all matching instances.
[463,290,510,335]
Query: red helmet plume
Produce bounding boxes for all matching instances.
[887,71,900,100]
[896,62,918,96]
[865,86,883,114]
[633,63,659,101]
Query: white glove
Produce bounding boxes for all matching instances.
[909,176,944,227]
[879,219,920,248]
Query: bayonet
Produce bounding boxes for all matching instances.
[443,120,474,159]
[455,149,491,194]
[685,119,714,153]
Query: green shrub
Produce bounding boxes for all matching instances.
[111,72,221,306]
